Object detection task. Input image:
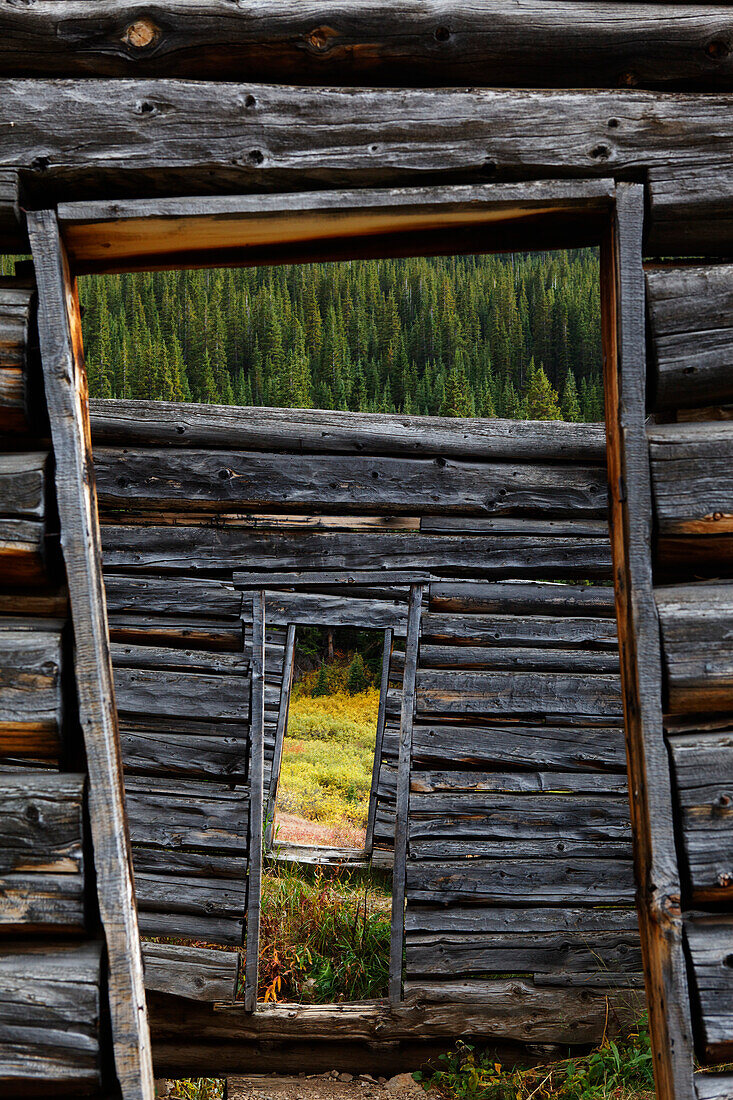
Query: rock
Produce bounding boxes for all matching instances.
[339,1074,354,1083]
[386,1074,423,1097]
[378,1080,387,1087]
[331,1070,341,1079]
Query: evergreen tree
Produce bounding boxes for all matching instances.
[561,369,583,423]
[313,664,330,697]
[346,653,369,694]
[525,361,562,420]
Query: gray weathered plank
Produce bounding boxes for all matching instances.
[649,423,733,535]
[0,871,85,932]
[113,666,251,721]
[400,643,619,673]
[421,612,618,648]
[0,452,46,520]
[0,516,47,585]
[141,943,238,1003]
[685,916,733,1063]
[669,731,733,903]
[245,590,265,1012]
[646,263,733,410]
[365,628,393,856]
[0,627,62,732]
[120,730,249,780]
[264,622,295,849]
[407,858,635,905]
[247,591,408,635]
[104,573,241,618]
[0,772,84,874]
[125,776,249,855]
[429,581,615,616]
[416,670,623,719]
[111,642,249,675]
[656,583,733,715]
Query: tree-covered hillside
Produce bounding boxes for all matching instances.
[77,249,603,420]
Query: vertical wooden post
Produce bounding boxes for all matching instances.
[244,588,266,1013]
[389,587,423,1006]
[365,627,394,857]
[602,184,694,1100]
[264,621,296,850]
[27,210,154,1099]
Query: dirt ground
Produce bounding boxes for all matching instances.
[227,1072,424,1100]
[273,811,366,848]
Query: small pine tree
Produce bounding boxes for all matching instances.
[313,664,330,697]
[525,361,563,420]
[561,369,583,423]
[346,652,369,694]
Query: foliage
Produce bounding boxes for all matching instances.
[256,864,390,1003]
[313,663,330,697]
[415,1018,654,1100]
[277,688,380,831]
[165,1081,224,1100]
[346,652,370,694]
[77,250,604,419]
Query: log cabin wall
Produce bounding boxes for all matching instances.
[87,399,643,1036]
[1,2,732,1094]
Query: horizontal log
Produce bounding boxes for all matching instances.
[420,516,609,536]
[120,730,249,780]
[5,2,733,91]
[391,722,627,772]
[0,628,62,732]
[0,942,100,1090]
[0,453,46,520]
[407,858,635,905]
[113,666,251,721]
[142,943,239,1003]
[421,612,618,648]
[656,583,733,714]
[429,581,615,616]
[125,776,249,855]
[102,526,613,579]
[111,642,249,675]
[138,909,244,948]
[415,670,623,719]
[406,929,641,978]
[4,82,733,217]
[0,281,33,433]
[234,568,433,588]
[405,906,638,936]
[131,844,247,882]
[398,644,620,674]
[120,714,252,741]
[647,164,733,257]
[0,772,84,875]
[685,916,733,1063]
[694,1073,733,1100]
[0,725,61,764]
[646,263,733,410]
[103,572,241,618]
[0,588,68,617]
[90,398,606,461]
[93,446,608,517]
[403,977,640,1004]
[649,422,733,534]
[669,730,733,902]
[410,770,629,795]
[108,613,243,651]
[0,871,85,932]
[0,517,47,586]
[656,535,733,577]
[135,872,247,920]
[246,591,407,634]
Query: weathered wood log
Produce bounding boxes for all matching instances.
[420,516,609,536]
[0,627,62,733]
[90,397,606,461]
[406,929,641,978]
[421,612,618,648]
[5,83,733,209]
[113,666,251,721]
[669,731,733,903]
[0,942,101,1091]
[0,772,84,875]
[656,583,733,714]
[236,568,433,589]
[646,264,733,411]
[108,613,243,652]
[264,622,295,849]
[135,872,247,920]
[685,916,733,1063]
[407,858,635,905]
[0,516,47,586]
[111,642,249,675]
[4,3,733,91]
[398,643,620,673]
[124,776,249,855]
[245,589,265,1011]
[647,165,733,257]
[245,591,408,635]
[102,526,613,579]
[429,581,615,616]
[405,905,639,936]
[0,280,34,433]
[410,770,629,796]
[649,423,733,535]
[104,573,241,619]
[141,943,238,1003]
[93,446,608,517]
[0,870,85,932]
[694,1073,733,1100]
[138,909,244,948]
[656,535,733,577]
[403,722,627,772]
[120,730,249,780]
[0,452,46,520]
[415,670,623,719]
[131,844,247,882]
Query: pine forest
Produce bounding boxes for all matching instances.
[72,248,604,420]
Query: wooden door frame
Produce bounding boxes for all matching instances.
[54,179,696,1098]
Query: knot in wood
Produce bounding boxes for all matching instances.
[717,871,733,888]
[716,793,732,809]
[306,26,334,53]
[123,18,160,51]
[705,37,731,60]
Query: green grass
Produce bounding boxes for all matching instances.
[253,862,391,1003]
[164,1082,224,1099]
[415,1018,655,1100]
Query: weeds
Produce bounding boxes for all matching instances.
[253,862,391,1003]
[415,1018,654,1100]
[165,1081,224,1100]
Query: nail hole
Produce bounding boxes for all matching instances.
[434,25,450,42]
[245,94,256,108]
[607,118,620,129]
[706,38,730,60]
[590,143,611,160]
[248,149,264,165]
